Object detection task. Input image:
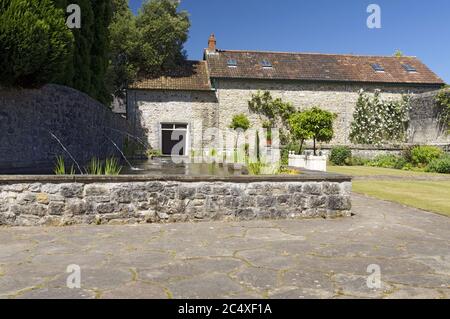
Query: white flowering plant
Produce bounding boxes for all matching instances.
[349,90,410,146]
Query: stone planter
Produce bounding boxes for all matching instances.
[288,153,327,172]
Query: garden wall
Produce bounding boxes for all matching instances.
[0,84,131,172]
[0,174,352,226]
[408,89,450,145]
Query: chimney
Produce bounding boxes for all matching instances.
[208,33,216,52]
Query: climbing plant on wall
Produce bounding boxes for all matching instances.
[435,86,450,132]
[349,90,411,146]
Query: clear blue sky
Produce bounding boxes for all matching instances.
[129,0,450,83]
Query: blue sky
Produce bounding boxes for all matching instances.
[129,0,450,83]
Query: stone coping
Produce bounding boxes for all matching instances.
[0,171,351,184]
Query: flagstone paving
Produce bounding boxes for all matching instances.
[0,194,448,299]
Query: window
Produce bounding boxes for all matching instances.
[227,59,237,67]
[371,63,385,72]
[261,60,272,68]
[402,63,417,73]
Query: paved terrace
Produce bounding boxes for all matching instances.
[0,194,449,299]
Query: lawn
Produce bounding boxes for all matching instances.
[352,180,450,217]
[327,165,447,177]
[328,166,450,217]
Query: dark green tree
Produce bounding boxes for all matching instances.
[52,0,112,105]
[0,0,73,87]
[136,0,190,74]
[106,0,140,98]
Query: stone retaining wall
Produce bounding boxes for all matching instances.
[0,84,131,172]
[0,175,352,226]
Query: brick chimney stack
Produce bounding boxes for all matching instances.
[208,33,216,52]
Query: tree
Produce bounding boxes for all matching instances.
[135,0,190,74]
[289,107,336,156]
[107,0,191,99]
[106,0,140,98]
[248,90,294,129]
[52,0,112,105]
[229,114,251,163]
[0,0,73,87]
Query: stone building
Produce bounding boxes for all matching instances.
[127,34,444,157]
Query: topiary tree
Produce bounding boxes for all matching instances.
[229,114,251,163]
[289,107,337,156]
[0,0,73,87]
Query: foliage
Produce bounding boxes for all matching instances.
[329,146,352,166]
[247,162,264,175]
[350,156,369,166]
[229,114,251,131]
[147,149,162,159]
[426,155,450,174]
[435,87,450,130]
[410,146,444,167]
[393,50,404,57]
[349,90,410,146]
[52,0,113,105]
[366,154,406,170]
[248,91,295,147]
[54,156,75,175]
[289,107,336,156]
[85,157,103,175]
[106,0,190,100]
[106,0,140,98]
[135,0,190,73]
[0,0,73,87]
[280,142,303,166]
[104,157,122,175]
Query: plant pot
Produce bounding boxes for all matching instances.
[288,154,327,172]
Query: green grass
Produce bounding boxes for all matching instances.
[328,165,448,177]
[352,180,450,217]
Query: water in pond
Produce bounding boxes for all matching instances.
[122,158,247,176]
[0,158,246,176]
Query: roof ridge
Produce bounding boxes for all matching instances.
[217,49,418,59]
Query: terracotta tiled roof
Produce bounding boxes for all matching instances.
[129,61,212,91]
[205,50,445,85]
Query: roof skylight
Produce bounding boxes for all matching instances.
[402,63,417,73]
[371,63,385,72]
[261,60,273,68]
[227,59,237,67]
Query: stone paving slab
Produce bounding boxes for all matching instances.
[0,194,449,299]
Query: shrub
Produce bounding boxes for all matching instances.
[329,146,352,166]
[350,156,369,166]
[0,0,73,87]
[410,146,444,167]
[426,155,450,174]
[367,154,404,169]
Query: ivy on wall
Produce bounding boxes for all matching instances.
[435,87,450,131]
[349,90,410,146]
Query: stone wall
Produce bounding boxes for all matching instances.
[0,175,352,226]
[214,79,438,145]
[127,89,218,152]
[408,89,450,145]
[0,84,130,172]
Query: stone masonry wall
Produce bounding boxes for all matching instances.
[215,79,438,145]
[0,84,130,172]
[127,90,218,152]
[408,89,450,145]
[0,177,352,226]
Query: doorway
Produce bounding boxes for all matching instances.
[160,123,188,156]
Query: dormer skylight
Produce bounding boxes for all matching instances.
[402,63,417,73]
[227,59,237,67]
[371,63,385,72]
[261,60,273,68]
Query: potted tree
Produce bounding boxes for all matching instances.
[288,107,336,171]
[229,114,251,170]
